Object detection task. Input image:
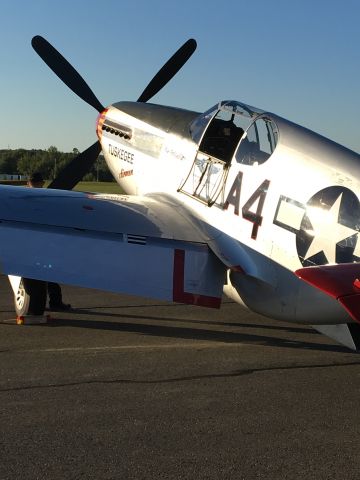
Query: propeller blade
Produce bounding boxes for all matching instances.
[137,38,197,103]
[48,141,102,190]
[31,35,105,113]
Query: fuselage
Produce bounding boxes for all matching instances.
[96,100,360,324]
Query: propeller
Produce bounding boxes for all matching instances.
[47,141,102,190]
[31,36,105,113]
[137,38,197,102]
[32,36,197,189]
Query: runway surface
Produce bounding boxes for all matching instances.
[0,274,359,479]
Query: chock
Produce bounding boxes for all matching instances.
[16,314,51,325]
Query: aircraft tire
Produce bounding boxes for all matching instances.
[14,278,47,316]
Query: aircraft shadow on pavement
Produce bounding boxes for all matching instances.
[48,309,352,354]
[66,305,315,334]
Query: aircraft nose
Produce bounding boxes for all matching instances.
[96,108,109,141]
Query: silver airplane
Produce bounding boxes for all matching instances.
[1,36,359,350]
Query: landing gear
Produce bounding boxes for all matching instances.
[14,278,47,316]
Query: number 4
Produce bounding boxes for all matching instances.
[242,180,270,239]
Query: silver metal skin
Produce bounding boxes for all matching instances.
[1,99,359,349]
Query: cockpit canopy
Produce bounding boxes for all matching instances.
[190,100,278,165]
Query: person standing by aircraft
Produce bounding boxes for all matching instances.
[27,171,72,311]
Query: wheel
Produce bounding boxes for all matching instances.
[14,278,47,316]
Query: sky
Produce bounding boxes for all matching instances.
[0,0,359,153]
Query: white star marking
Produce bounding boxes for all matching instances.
[304,193,358,263]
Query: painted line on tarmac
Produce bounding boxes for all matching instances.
[22,342,248,353]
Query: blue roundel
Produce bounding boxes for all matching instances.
[296,186,360,267]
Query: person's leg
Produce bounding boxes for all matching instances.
[48,283,71,310]
[47,282,62,305]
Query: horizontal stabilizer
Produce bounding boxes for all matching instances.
[296,263,360,323]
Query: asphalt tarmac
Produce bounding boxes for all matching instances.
[0,274,360,479]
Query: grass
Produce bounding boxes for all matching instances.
[40,181,125,194]
[3,180,126,195]
[73,181,125,194]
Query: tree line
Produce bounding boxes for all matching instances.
[0,146,114,181]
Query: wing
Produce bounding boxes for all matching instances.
[0,185,225,308]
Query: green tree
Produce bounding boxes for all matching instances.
[17,151,41,177]
[0,147,115,182]
[47,146,59,179]
[0,150,22,174]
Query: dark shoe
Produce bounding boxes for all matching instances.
[49,302,72,311]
